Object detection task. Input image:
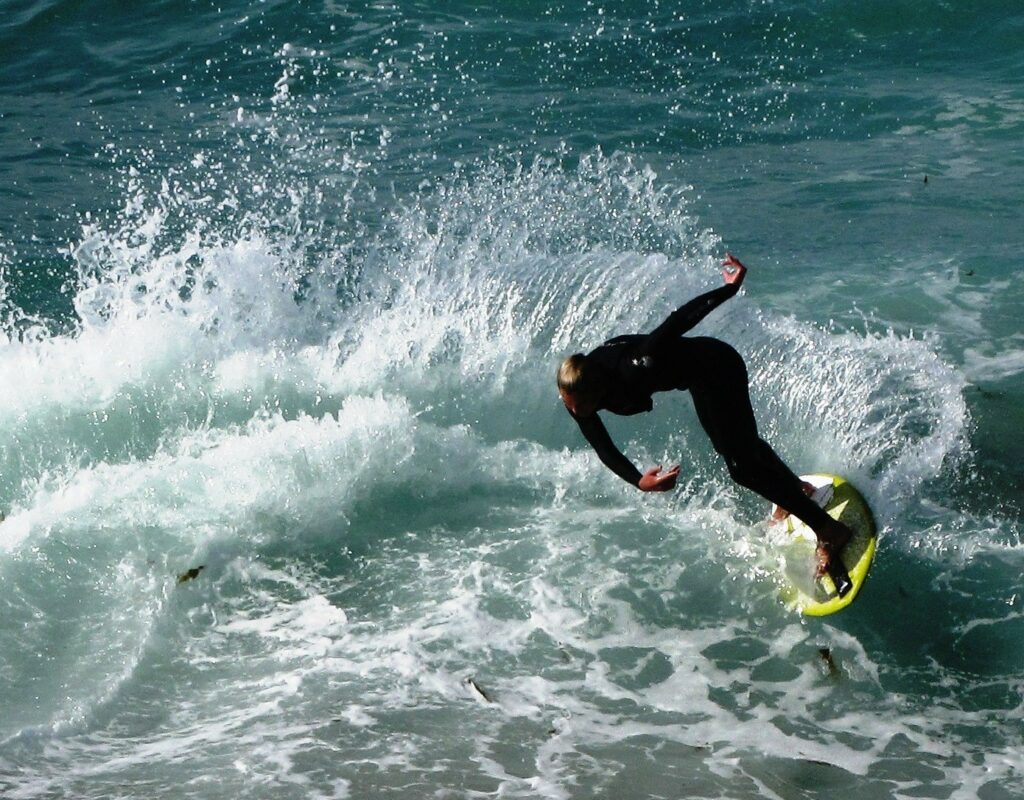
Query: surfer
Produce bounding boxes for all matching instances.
[557,253,853,592]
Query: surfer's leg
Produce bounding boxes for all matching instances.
[687,345,852,582]
[770,480,816,522]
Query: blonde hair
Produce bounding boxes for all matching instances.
[557,353,598,399]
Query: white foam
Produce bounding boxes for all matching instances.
[962,341,1024,383]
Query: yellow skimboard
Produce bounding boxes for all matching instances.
[770,474,876,616]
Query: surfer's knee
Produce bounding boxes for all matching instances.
[723,454,758,490]
[720,436,771,484]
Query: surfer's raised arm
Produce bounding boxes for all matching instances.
[640,253,747,354]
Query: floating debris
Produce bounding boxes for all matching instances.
[465,677,493,704]
[818,647,840,679]
[176,566,206,584]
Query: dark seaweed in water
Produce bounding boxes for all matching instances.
[176,566,205,585]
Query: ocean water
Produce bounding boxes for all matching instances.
[1,1,1022,797]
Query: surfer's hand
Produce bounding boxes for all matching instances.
[722,252,747,287]
[638,465,680,492]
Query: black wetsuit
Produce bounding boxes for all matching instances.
[568,282,835,532]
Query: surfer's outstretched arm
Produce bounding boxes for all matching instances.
[572,412,642,486]
[642,253,747,352]
[571,412,679,492]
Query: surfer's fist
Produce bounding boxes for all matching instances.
[722,252,747,287]
[638,465,680,492]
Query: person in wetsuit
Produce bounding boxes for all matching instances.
[557,253,853,593]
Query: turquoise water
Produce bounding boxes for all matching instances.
[1,2,1022,797]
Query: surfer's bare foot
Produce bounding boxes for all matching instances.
[814,520,853,578]
[770,482,817,524]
